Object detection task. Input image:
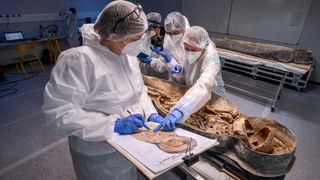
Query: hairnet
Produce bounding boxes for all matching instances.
[94,1,147,40]
[164,12,186,32]
[147,12,161,25]
[184,26,210,49]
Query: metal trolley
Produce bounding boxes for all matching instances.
[220,57,314,112]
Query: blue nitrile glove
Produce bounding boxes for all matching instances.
[170,64,183,74]
[137,52,152,64]
[148,113,164,124]
[137,55,152,64]
[114,114,145,134]
[148,113,172,132]
[150,46,172,62]
[153,109,184,132]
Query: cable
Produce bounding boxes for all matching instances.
[0,89,17,97]
[0,81,18,97]
[0,81,17,91]
[0,71,39,97]
[1,71,39,84]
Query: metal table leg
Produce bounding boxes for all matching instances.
[271,72,287,112]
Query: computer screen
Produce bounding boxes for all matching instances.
[4,32,24,41]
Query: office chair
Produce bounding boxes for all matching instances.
[15,42,46,77]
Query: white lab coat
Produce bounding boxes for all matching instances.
[42,24,157,179]
[66,13,79,47]
[42,24,157,141]
[171,41,226,121]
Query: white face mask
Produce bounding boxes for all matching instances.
[164,33,183,49]
[186,51,202,64]
[163,35,171,49]
[171,34,183,44]
[122,39,143,56]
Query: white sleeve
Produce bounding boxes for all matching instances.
[140,86,158,119]
[42,52,119,142]
[171,84,211,122]
[197,46,222,91]
[150,56,181,75]
[171,61,220,121]
[149,57,167,72]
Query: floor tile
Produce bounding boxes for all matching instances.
[0,140,76,180]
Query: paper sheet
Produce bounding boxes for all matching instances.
[111,128,218,174]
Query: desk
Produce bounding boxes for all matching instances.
[0,36,67,65]
[0,36,66,47]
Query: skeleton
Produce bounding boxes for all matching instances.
[147,86,239,136]
[144,78,291,154]
[147,86,181,112]
[233,117,291,154]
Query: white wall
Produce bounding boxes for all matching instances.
[297,0,320,82]
[228,0,312,44]
[137,0,181,25]
[1,0,319,82]
[181,0,231,34]
[138,0,320,83]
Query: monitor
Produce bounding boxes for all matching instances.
[4,31,24,42]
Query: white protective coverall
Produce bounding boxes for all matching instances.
[139,31,169,79]
[147,16,190,77]
[42,24,157,179]
[66,12,79,48]
[170,41,226,121]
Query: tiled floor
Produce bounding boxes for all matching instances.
[0,65,319,179]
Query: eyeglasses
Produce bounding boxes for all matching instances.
[166,29,185,36]
[112,4,143,33]
[148,22,160,29]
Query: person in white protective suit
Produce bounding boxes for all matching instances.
[66,7,79,48]
[42,1,166,179]
[139,12,169,78]
[137,11,190,78]
[149,26,226,132]
[142,12,162,55]
[163,11,190,64]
